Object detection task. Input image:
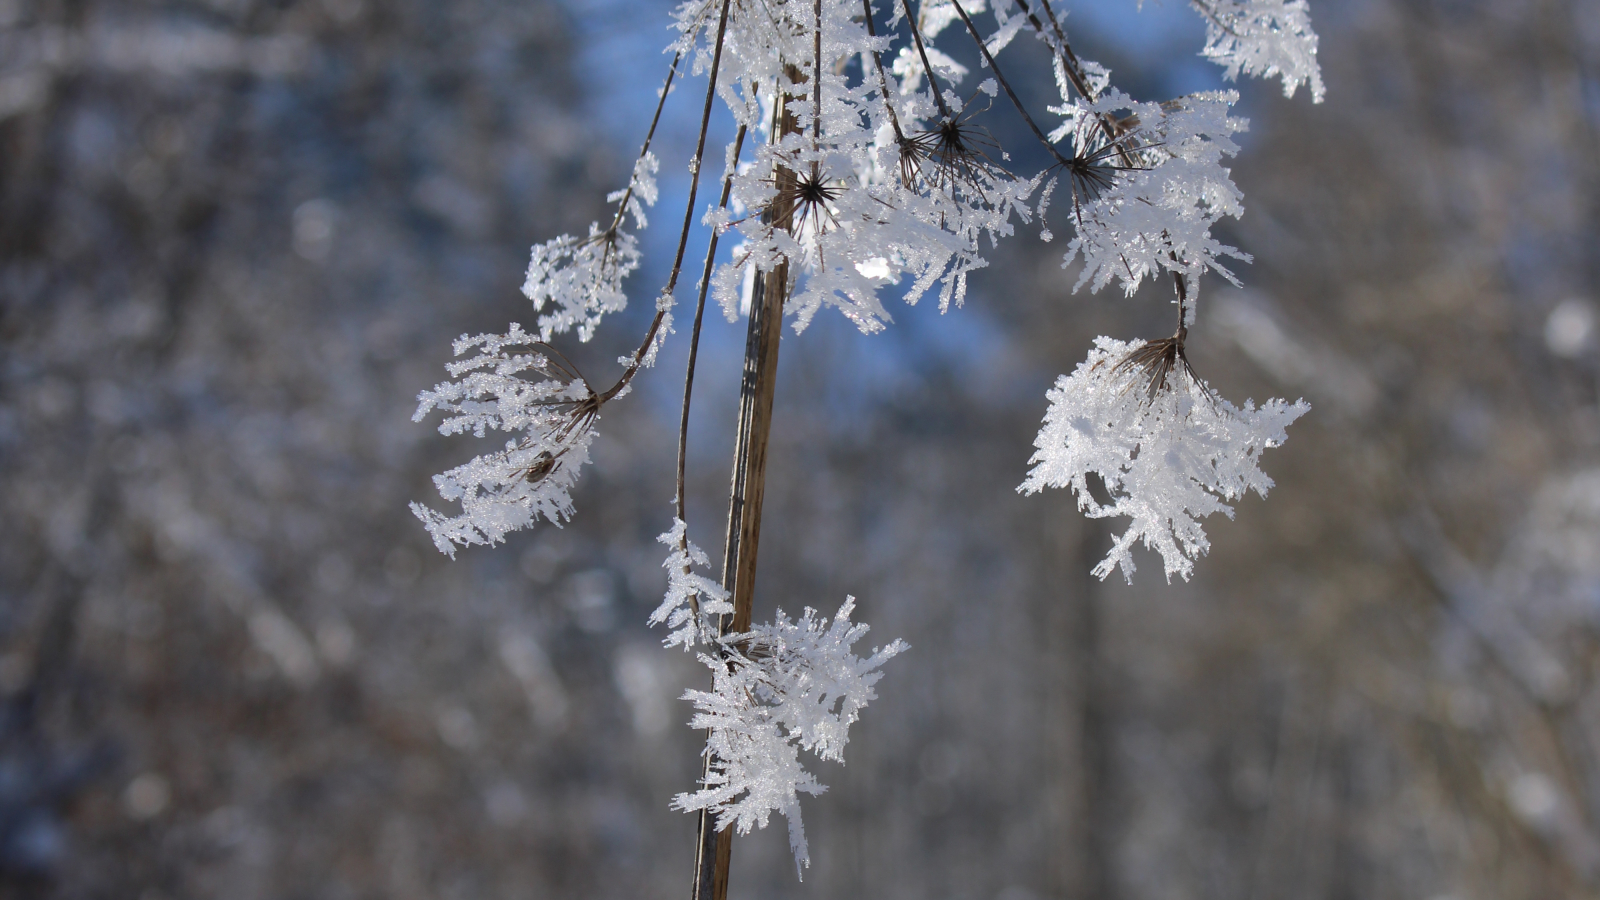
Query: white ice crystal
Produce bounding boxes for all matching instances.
[522,153,658,342]
[1191,0,1325,102]
[1019,336,1308,582]
[522,225,643,343]
[410,324,598,557]
[673,597,906,875]
[652,518,734,650]
[408,0,1331,884]
[1058,90,1251,297]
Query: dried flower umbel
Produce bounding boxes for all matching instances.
[412,0,1323,893]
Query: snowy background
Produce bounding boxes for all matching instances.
[4,0,1600,898]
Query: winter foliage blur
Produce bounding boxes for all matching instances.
[12,0,1600,896]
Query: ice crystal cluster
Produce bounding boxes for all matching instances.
[410,325,597,557]
[1020,337,1309,582]
[671,597,907,874]
[1193,0,1326,102]
[413,0,1324,568]
[652,518,735,650]
[410,0,1324,877]
[522,153,658,343]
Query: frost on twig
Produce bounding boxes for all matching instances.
[1190,0,1325,102]
[652,518,733,650]
[673,597,906,876]
[1020,336,1308,582]
[1056,90,1251,297]
[410,324,599,557]
[522,153,659,342]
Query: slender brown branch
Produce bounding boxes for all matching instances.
[813,0,824,147]
[674,124,749,634]
[605,49,685,235]
[1172,269,1191,336]
[598,0,736,405]
[691,66,806,900]
[861,0,906,141]
[897,0,953,120]
[947,0,1072,167]
[676,123,749,526]
[1008,0,1129,154]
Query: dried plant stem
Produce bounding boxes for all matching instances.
[861,0,906,141]
[674,123,748,629]
[599,0,734,405]
[1000,0,1131,156]
[947,0,1073,168]
[689,66,805,900]
[898,0,953,120]
[605,49,683,234]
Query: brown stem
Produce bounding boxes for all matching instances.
[947,0,1072,167]
[813,0,824,147]
[690,66,806,900]
[898,0,953,120]
[674,124,748,629]
[861,0,906,141]
[598,0,735,406]
[1172,269,1190,341]
[1007,0,1128,153]
[605,49,684,235]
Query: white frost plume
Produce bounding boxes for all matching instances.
[410,324,598,557]
[652,518,733,650]
[1019,336,1308,582]
[1191,0,1325,103]
[522,153,658,342]
[1060,90,1251,297]
[673,597,906,876]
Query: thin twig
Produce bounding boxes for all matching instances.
[813,0,824,147]
[1008,0,1129,153]
[947,0,1072,167]
[897,0,953,120]
[861,0,906,141]
[676,124,749,524]
[605,49,685,234]
[675,124,748,632]
[598,0,737,405]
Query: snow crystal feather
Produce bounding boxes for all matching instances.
[410,325,600,557]
[673,598,906,875]
[653,518,734,650]
[1020,336,1308,582]
[1191,0,1325,103]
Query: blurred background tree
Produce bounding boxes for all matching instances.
[2,0,1599,898]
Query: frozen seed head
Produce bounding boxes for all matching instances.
[785,164,842,233]
[901,100,1005,195]
[1058,114,1155,228]
[1110,329,1212,405]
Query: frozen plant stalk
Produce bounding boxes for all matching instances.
[410,0,1326,893]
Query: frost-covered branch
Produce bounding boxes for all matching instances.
[522,48,682,342]
[1190,0,1325,102]
[411,0,1326,889]
[410,325,600,557]
[673,598,906,874]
